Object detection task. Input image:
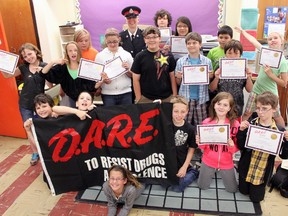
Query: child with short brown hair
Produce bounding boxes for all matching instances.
[170,96,199,192]
[236,91,288,202]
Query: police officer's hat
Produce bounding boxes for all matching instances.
[121,6,141,18]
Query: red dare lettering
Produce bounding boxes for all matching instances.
[203,128,213,131]
[48,108,160,162]
[224,60,233,65]
[254,130,266,135]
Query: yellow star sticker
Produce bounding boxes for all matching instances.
[155,54,169,67]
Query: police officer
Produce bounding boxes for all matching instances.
[120,6,146,58]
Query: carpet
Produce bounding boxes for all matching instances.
[75,173,262,215]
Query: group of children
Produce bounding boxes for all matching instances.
[1,6,288,216]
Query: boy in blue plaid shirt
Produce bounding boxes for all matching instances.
[175,32,213,128]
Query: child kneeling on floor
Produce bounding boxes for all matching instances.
[170,96,199,192]
[196,92,240,193]
[102,165,145,216]
[236,91,288,203]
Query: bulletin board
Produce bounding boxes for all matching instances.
[263,6,287,38]
[257,0,288,40]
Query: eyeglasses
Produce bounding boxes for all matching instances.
[177,25,188,29]
[145,36,159,40]
[255,107,272,113]
[109,177,124,182]
[106,41,119,44]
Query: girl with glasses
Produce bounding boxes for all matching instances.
[102,165,144,216]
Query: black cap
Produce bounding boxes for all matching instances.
[121,6,141,18]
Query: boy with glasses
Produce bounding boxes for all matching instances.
[236,91,288,203]
[95,28,134,106]
[131,26,177,103]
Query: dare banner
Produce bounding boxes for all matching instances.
[32,103,178,195]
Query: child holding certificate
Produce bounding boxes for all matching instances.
[196,92,239,193]
[1,43,48,121]
[235,27,288,127]
[164,16,192,61]
[209,39,253,118]
[1,43,50,165]
[95,28,134,106]
[175,32,212,129]
[102,165,144,216]
[170,96,199,192]
[236,91,288,203]
[41,41,97,107]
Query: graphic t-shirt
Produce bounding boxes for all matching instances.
[173,121,197,169]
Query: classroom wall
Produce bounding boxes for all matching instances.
[32,0,78,62]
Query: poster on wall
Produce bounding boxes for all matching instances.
[263,7,287,38]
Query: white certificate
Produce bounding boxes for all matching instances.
[78,58,103,81]
[182,65,209,85]
[245,125,284,155]
[170,36,187,54]
[197,124,230,144]
[220,58,247,79]
[259,47,283,69]
[104,56,126,80]
[0,50,19,75]
[159,27,172,42]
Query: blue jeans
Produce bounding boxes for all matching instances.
[171,167,199,192]
[20,107,34,122]
[101,92,132,106]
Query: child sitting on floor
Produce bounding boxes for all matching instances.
[170,96,199,192]
[196,92,240,193]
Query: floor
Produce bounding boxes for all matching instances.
[0,135,288,216]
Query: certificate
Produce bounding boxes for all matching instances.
[170,36,187,54]
[159,27,172,42]
[104,56,126,80]
[220,58,247,79]
[245,125,284,155]
[197,124,230,144]
[0,50,19,75]
[259,47,283,69]
[182,65,209,85]
[281,160,288,170]
[78,58,103,81]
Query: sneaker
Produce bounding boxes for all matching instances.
[30,153,39,166]
[192,162,201,171]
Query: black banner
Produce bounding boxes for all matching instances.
[33,103,178,195]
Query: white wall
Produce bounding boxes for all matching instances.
[224,0,259,40]
[242,0,258,8]
[32,0,78,62]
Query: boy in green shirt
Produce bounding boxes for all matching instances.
[207,25,233,71]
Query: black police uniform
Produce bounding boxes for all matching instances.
[120,6,146,58]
